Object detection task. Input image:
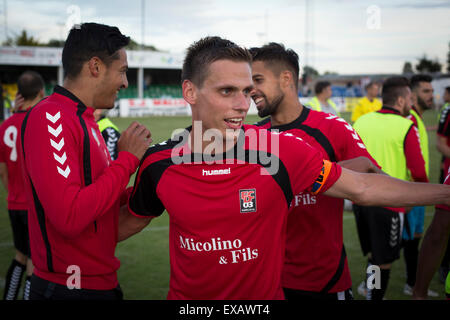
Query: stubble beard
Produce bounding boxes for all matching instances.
[257,93,284,118]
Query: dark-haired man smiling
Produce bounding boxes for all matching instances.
[21,23,151,300]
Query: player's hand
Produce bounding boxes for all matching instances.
[118,121,152,160]
[14,93,24,111]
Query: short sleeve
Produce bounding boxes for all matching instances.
[277,133,342,196]
[128,154,166,218]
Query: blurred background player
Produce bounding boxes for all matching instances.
[305,81,340,116]
[250,43,381,300]
[438,87,450,183]
[0,71,44,300]
[93,109,121,160]
[353,76,428,300]
[351,81,382,123]
[401,74,437,297]
[413,168,450,300]
[438,86,450,119]
[437,87,450,284]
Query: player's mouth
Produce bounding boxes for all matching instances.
[252,95,266,109]
[224,117,244,129]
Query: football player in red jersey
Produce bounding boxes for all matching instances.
[250,43,381,300]
[122,36,450,300]
[0,71,44,300]
[21,23,151,300]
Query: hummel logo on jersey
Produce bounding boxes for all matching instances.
[326,114,366,149]
[239,189,257,213]
[46,111,60,124]
[47,111,70,179]
[202,168,231,176]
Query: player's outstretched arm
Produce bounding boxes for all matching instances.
[118,206,152,242]
[323,167,450,207]
[338,156,385,175]
[412,208,450,299]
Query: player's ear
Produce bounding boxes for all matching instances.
[182,80,197,105]
[280,70,293,90]
[87,56,103,78]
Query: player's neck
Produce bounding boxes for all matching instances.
[63,78,94,107]
[189,128,237,155]
[21,96,41,111]
[21,101,35,111]
[317,94,327,104]
[270,99,303,127]
[412,104,424,117]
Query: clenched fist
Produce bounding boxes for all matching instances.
[118,121,152,160]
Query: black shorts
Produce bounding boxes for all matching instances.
[8,210,30,257]
[283,287,353,301]
[353,205,403,265]
[30,274,123,300]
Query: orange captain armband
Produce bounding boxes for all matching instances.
[311,160,333,195]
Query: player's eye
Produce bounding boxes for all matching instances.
[221,88,232,95]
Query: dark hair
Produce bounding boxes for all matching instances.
[62,22,130,79]
[17,71,45,100]
[445,86,450,94]
[181,36,252,87]
[410,74,432,91]
[381,76,410,107]
[314,81,331,95]
[365,81,378,91]
[249,43,300,90]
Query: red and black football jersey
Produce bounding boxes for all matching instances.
[257,107,379,293]
[129,124,341,299]
[0,111,29,210]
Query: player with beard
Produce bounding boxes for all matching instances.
[250,43,381,300]
[401,74,438,297]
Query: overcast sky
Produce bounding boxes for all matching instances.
[1,0,449,75]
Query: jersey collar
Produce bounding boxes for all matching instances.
[379,106,401,115]
[53,85,87,109]
[268,106,310,132]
